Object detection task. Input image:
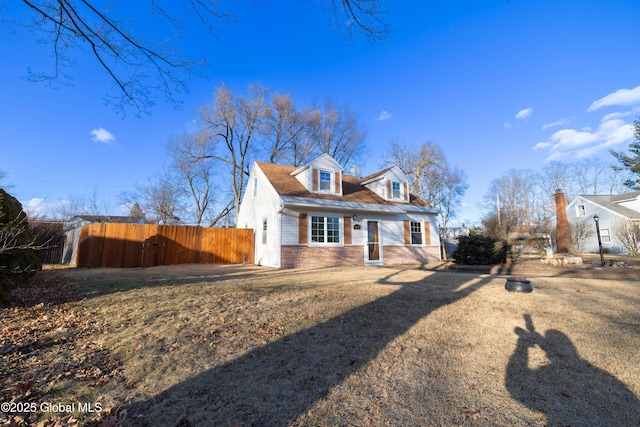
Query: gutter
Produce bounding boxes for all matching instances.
[280,196,439,215]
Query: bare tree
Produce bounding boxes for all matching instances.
[306,99,367,168]
[262,93,314,166]
[382,141,468,233]
[197,83,268,220]
[573,159,609,195]
[435,164,469,234]
[9,1,390,115]
[120,174,184,225]
[612,218,640,256]
[540,161,577,202]
[568,220,594,255]
[168,131,218,225]
[483,169,541,239]
[52,191,106,227]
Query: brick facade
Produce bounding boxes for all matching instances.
[382,245,440,265]
[281,245,363,269]
[280,244,440,269]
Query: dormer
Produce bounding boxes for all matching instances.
[361,166,410,203]
[290,153,344,196]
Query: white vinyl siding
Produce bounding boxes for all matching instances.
[236,164,282,268]
[361,167,409,203]
[565,197,630,254]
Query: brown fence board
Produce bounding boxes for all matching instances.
[76,224,254,268]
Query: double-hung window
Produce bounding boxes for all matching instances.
[410,221,422,245]
[311,215,340,244]
[392,181,401,199]
[577,205,586,216]
[601,228,611,243]
[320,171,332,191]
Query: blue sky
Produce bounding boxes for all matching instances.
[1,0,640,226]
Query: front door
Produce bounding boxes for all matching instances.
[365,220,382,265]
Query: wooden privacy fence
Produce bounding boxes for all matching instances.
[76,223,254,268]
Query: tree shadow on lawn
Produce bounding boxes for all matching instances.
[25,265,333,304]
[123,268,494,426]
[506,314,640,427]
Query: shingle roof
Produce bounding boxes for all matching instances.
[580,194,640,220]
[256,161,431,208]
[75,215,145,224]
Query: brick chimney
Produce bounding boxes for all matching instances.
[554,189,570,253]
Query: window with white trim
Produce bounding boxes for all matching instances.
[311,215,340,244]
[577,205,586,216]
[253,177,258,198]
[392,181,401,199]
[601,228,611,243]
[410,221,422,245]
[320,171,332,191]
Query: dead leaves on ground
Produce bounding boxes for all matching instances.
[0,273,124,426]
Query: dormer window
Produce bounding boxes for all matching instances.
[320,171,332,191]
[392,181,401,199]
[290,154,344,195]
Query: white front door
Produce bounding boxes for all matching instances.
[365,220,383,265]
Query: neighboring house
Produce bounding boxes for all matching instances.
[236,153,441,268]
[566,192,640,254]
[442,225,469,240]
[66,215,146,230]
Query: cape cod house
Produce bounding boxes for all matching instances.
[236,154,441,268]
[566,191,640,254]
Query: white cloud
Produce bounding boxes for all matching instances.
[503,122,512,129]
[588,85,640,112]
[90,128,116,144]
[21,198,67,217]
[515,108,533,120]
[534,118,634,161]
[532,141,552,150]
[376,111,393,121]
[542,118,569,130]
[601,107,640,122]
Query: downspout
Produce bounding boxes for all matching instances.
[276,200,284,268]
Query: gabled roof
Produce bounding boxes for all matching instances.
[576,194,640,220]
[359,167,393,184]
[256,161,431,208]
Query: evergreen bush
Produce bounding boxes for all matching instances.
[0,189,41,300]
[451,234,512,265]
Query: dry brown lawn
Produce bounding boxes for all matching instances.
[1,262,639,426]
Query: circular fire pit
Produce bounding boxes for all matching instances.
[505,277,533,293]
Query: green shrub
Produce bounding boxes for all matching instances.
[0,189,41,300]
[451,234,512,265]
